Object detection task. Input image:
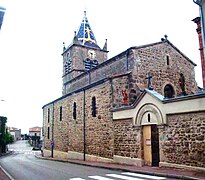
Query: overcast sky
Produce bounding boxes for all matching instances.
[0,0,202,134]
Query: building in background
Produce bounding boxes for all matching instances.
[29,126,41,137]
[8,127,21,141]
[0,6,6,30]
[29,126,42,149]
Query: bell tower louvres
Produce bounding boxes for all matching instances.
[62,11,108,95]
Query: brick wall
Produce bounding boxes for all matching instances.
[160,111,205,167]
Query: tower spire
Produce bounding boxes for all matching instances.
[76,11,101,49]
[103,39,108,51]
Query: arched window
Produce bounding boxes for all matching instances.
[148,113,150,122]
[91,96,97,117]
[85,59,98,71]
[164,84,175,98]
[92,60,98,68]
[64,60,72,74]
[73,102,77,120]
[67,52,70,59]
[85,58,91,71]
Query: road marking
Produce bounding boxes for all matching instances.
[70,172,167,180]
[106,174,144,180]
[122,172,166,179]
[89,175,115,180]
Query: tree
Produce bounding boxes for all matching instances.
[0,116,13,153]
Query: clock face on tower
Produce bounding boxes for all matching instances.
[88,49,96,59]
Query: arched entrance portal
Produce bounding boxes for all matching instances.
[136,104,163,167]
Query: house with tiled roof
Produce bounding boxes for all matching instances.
[8,127,21,141]
[29,126,41,137]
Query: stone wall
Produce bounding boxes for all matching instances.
[133,42,198,96]
[85,81,114,158]
[112,75,129,108]
[113,118,141,159]
[62,45,108,95]
[43,105,52,150]
[67,92,85,153]
[64,41,198,104]
[64,51,133,95]
[43,81,114,159]
[160,111,205,168]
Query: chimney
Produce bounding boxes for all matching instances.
[192,17,205,88]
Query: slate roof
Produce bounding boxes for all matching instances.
[0,6,6,30]
[76,11,101,49]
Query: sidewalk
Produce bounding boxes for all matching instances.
[0,152,12,180]
[0,166,10,180]
[36,154,205,180]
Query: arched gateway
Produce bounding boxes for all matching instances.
[135,104,164,166]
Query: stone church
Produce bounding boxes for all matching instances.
[42,12,205,170]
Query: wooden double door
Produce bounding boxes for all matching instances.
[143,125,160,166]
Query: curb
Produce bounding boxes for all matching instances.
[0,165,14,180]
[35,155,201,180]
[0,152,14,180]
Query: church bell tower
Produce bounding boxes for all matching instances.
[62,11,108,95]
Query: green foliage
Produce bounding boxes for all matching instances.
[0,116,13,145]
[2,132,14,145]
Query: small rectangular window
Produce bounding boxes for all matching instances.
[166,55,170,66]
[60,106,62,121]
[47,127,50,139]
[73,102,77,120]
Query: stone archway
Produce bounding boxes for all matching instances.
[135,104,164,126]
[135,104,163,167]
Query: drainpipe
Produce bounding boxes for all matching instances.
[193,0,205,88]
[51,102,54,158]
[193,1,205,46]
[83,89,86,161]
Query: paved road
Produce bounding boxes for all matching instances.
[0,141,175,180]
